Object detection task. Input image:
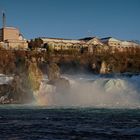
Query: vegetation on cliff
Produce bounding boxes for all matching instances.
[0,46,139,104]
[0,47,140,75]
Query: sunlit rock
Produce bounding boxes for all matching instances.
[100,61,108,74]
[28,57,43,91]
[47,63,60,81]
[47,63,70,93]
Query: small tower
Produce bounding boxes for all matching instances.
[2,11,6,28]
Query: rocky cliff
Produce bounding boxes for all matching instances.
[0,49,139,104]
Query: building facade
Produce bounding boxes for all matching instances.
[0,27,28,50]
[101,37,121,47]
[101,37,140,52]
[39,37,85,51]
[30,36,140,53]
[0,27,19,41]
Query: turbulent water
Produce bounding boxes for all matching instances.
[36,74,140,108]
[0,74,140,139]
[0,106,140,139]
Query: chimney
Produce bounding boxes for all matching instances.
[2,11,6,28]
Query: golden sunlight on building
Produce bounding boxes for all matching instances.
[0,12,28,50]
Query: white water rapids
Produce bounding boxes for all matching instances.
[35,74,140,108]
[0,73,140,108]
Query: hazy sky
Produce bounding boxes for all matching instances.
[0,0,140,40]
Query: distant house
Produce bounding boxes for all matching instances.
[38,37,85,51]
[100,37,140,52]
[0,27,28,50]
[39,37,106,53]
[80,37,103,45]
[80,37,104,53]
[101,37,121,48]
[30,36,140,53]
[121,41,139,48]
[0,12,28,50]
[0,27,20,41]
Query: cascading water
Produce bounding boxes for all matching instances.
[35,74,140,108]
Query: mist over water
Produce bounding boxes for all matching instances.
[35,74,140,108]
[1,74,140,139]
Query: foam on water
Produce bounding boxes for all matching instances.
[34,74,140,108]
[0,74,13,85]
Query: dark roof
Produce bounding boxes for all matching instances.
[131,40,140,45]
[39,37,78,41]
[100,37,112,40]
[79,37,95,41]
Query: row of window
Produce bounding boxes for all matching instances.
[109,42,120,46]
[49,43,82,49]
[109,42,139,48]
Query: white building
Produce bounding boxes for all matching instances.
[0,12,28,50]
[38,37,85,51]
[101,37,140,52]
[101,37,121,47]
[121,41,139,48]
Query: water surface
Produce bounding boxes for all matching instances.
[0,105,140,140]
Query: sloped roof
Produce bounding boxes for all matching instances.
[87,37,103,45]
[40,37,78,41]
[101,37,121,42]
[79,37,95,41]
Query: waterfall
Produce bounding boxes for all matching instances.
[35,74,140,108]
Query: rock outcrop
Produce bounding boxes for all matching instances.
[28,57,43,91]
[47,63,61,81]
[47,63,70,93]
[100,61,108,74]
[0,61,70,104]
[0,74,34,104]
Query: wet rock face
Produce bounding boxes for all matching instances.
[48,78,70,93]
[100,61,108,74]
[0,57,43,104]
[47,63,70,93]
[0,74,34,104]
[47,63,60,81]
[0,84,13,103]
[11,74,34,103]
[0,62,70,104]
[28,58,43,91]
[91,62,100,73]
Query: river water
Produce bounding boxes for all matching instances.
[0,74,140,139]
[0,106,140,139]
